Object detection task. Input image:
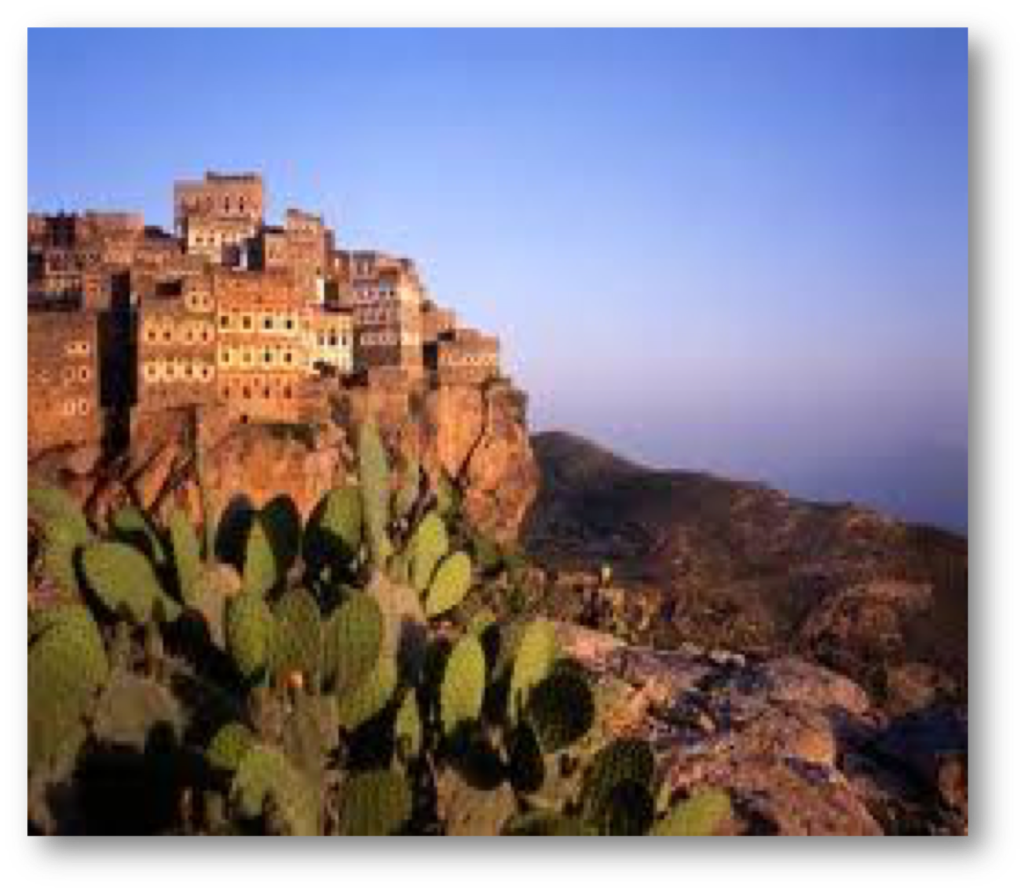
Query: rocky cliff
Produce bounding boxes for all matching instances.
[27,379,538,547]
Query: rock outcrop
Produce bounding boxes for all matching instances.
[27,379,539,546]
[559,623,968,835]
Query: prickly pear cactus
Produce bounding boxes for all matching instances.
[270,588,322,685]
[424,550,473,618]
[169,509,201,604]
[508,618,557,722]
[440,634,487,736]
[231,745,319,835]
[336,651,398,733]
[394,690,422,761]
[409,512,448,593]
[226,591,274,683]
[358,420,392,568]
[28,606,109,771]
[80,541,180,625]
[29,483,92,596]
[580,738,655,825]
[652,789,732,836]
[259,494,302,583]
[109,504,168,567]
[206,722,255,773]
[325,592,383,694]
[394,457,421,521]
[526,666,595,753]
[302,485,362,575]
[91,670,184,750]
[242,517,277,599]
[337,769,411,836]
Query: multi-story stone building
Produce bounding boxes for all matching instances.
[136,273,219,414]
[213,268,310,423]
[28,308,102,452]
[28,171,503,454]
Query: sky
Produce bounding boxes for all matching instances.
[28,28,969,532]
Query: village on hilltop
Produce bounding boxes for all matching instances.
[28,172,503,455]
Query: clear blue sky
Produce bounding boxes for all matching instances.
[28,28,968,530]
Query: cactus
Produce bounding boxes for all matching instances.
[242,517,277,598]
[231,745,319,835]
[91,669,184,750]
[168,509,201,604]
[508,618,557,722]
[503,811,595,836]
[506,722,545,794]
[270,588,322,685]
[260,494,302,583]
[436,766,517,836]
[325,592,383,694]
[600,779,655,835]
[30,484,92,596]
[226,591,274,683]
[652,789,732,836]
[394,457,421,521]
[580,738,655,825]
[80,540,181,625]
[110,504,168,567]
[336,651,398,733]
[395,690,422,761]
[440,634,486,737]
[409,511,448,594]
[206,722,255,773]
[29,483,91,540]
[190,562,241,649]
[282,692,337,782]
[424,550,473,618]
[337,769,411,836]
[302,485,362,575]
[358,420,392,567]
[526,665,595,753]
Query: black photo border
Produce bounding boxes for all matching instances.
[12,12,1011,880]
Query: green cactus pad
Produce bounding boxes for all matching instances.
[260,494,302,582]
[440,634,487,737]
[302,485,362,574]
[28,602,95,645]
[270,588,322,684]
[394,458,421,521]
[226,592,274,682]
[395,690,422,761]
[580,738,656,824]
[336,652,398,732]
[601,780,655,835]
[169,509,201,604]
[508,618,557,722]
[109,504,168,567]
[326,592,383,694]
[91,670,184,750]
[358,420,392,568]
[436,766,516,836]
[29,483,90,542]
[242,517,277,598]
[507,722,545,794]
[337,769,411,836]
[80,540,180,625]
[652,789,732,836]
[526,664,595,753]
[424,550,473,618]
[231,745,319,835]
[282,693,336,781]
[206,722,255,773]
[409,511,448,593]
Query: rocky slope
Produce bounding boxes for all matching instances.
[524,431,968,716]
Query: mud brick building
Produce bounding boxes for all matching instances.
[136,273,219,414]
[28,308,102,451]
[213,268,310,423]
[28,170,503,454]
[427,327,501,386]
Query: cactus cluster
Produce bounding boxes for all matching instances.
[26,420,731,836]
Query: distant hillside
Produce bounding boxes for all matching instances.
[523,430,968,707]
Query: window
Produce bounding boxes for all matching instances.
[242,314,252,330]
[222,385,231,399]
[79,366,91,382]
[284,351,292,365]
[242,387,251,399]
[263,387,271,399]
[263,315,273,331]
[220,314,230,330]
[264,349,273,365]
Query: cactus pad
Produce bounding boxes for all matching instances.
[440,634,486,737]
[168,509,201,604]
[358,420,392,568]
[242,517,277,598]
[270,588,322,684]
[580,738,655,824]
[302,485,362,575]
[527,666,595,753]
[424,550,473,618]
[206,722,255,773]
[652,789,732,836]
[337,769,411,836]
[508,618,557,722]
[395,690,422,761]
[231,745,319,835]
[226,591,274,683]
[326,592,383,694]
[80,541,180,625]
[336,652,398,732]
[409,511,448,593]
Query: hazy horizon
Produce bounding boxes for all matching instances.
[28,28,968,533]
